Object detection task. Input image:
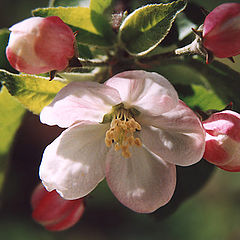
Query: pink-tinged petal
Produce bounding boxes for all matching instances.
[9,17,43,33]
[139,101,205,166]
[39,121,109,199]
[203,110,240,142]
[204,127,240,172]
[105,70,179,116]
[203,133,230,166]
[6,21,50,74]
[105,147,176,213]
[40,81,121,128]
[218,161,240,172]
[205,134,240,172]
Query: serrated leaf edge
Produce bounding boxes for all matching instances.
[118,0,187,56]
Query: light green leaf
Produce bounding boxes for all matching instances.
[0,70,66,115]
[184,58,240,112]
[0,86,25,192]
[183,84,225,111]
[90,0,112,15]
[32,7,114,47]
[49,0,90,7]
[119,0,187,56]
[90,0,115,39]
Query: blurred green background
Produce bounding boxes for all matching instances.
[1,0,240,240]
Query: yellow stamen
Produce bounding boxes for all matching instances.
[104,108,142,158]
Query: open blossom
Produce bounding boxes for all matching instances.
[39,70,205,213]
[202,3,240,58]
[6,16,75,74]
[203,110,240,172]
[31,184,84,231]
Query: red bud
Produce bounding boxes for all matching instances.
[203,110,240,172]
[31,184,84,231]
[6,16,75,74]
[203,3,240,58]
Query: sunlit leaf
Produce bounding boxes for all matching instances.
[0,70,66,115]
[185,58,240,111]
[32,7,114,46]
[49,0,90,7]
[183,84,225,111]
[90,0,115,39]
[119,0,187,56]
[0,87,25,192]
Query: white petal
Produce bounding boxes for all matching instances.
[105,70,179,116]
[9,17,43,33]
[139,101,205,166]
[39,121,109,199]
[40,81,121,128]
[105,147,176,213]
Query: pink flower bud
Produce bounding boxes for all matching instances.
[202,3,240,58]
[6,16,75,74]
[203,110,240,172]
[31,184,84,231]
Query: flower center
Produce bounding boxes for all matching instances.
[104,108,142,158]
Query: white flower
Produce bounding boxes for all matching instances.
[39,70,205,213]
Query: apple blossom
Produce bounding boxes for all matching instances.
[6,16,75,74]
[202,3,240,58]
[39,70,205,213]
[31,184,84,231]
[203,110,240,172]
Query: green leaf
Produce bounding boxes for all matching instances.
[32,7,114,47]
[49,0,89,7]
[0,29,15,72]
[184,58,240,112]
[0,70,66,115]
[119,0,187,56]
[90,0,115,40]
[0,86,25,192]
[90,0,112,15]
[183,84,225,111]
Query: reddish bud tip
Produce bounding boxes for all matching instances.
[31,184,84,231]
[6,16,75,74]
[203,110,240,172]
[202,3,240,58]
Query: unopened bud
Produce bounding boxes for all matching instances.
[203,110,240,172]
[203,3,240,58]
[6,16,75,74]
[31,184,85,231]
